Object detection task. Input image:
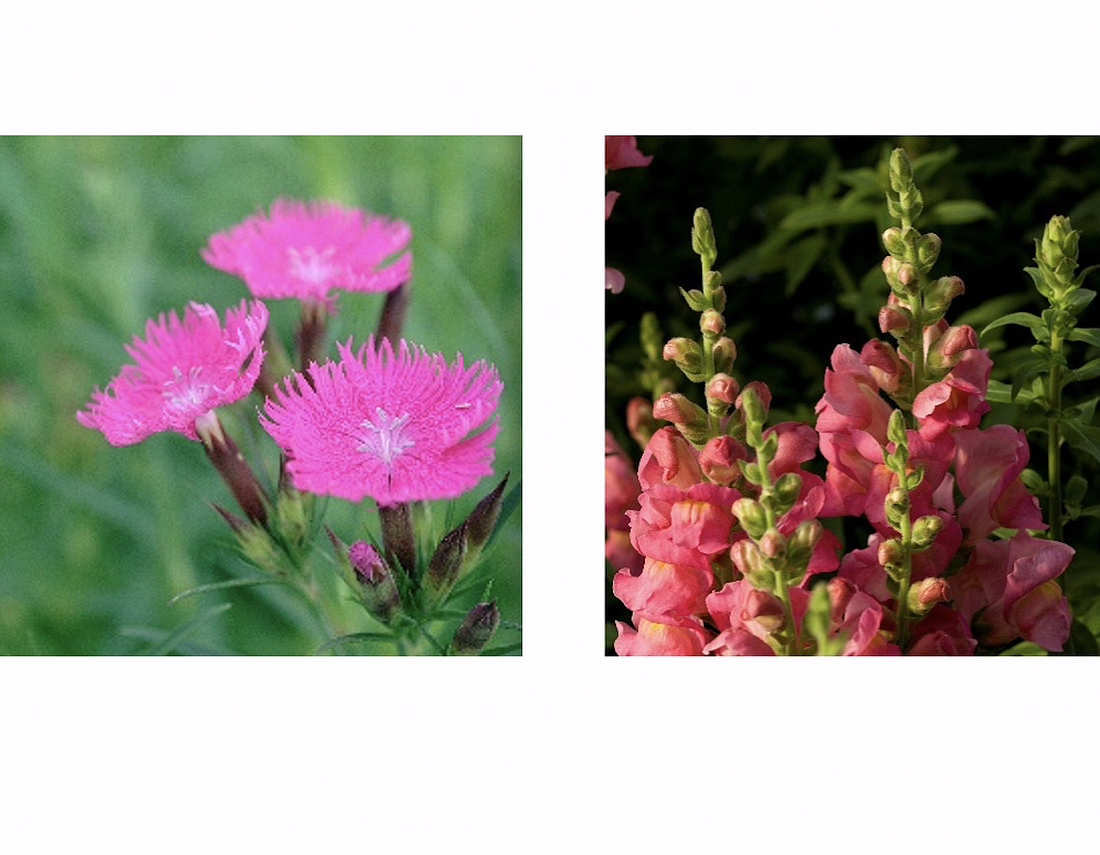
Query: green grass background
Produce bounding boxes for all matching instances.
[0,136,522,655]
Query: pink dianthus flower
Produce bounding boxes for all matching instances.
[77,300,268,445]
[261,336,501,506]
[202,198,412,307]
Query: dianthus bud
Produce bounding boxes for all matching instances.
[424,522,468,603]
[732,497,768,540]
[700,435,747,486]
[712,337,737,374]
[464,473,509,554]
[706,373,739,404]
[911,514,944,551]
[450,601,500,655]
[700,308,726,335]
[347,539,401,623]
[906,577,950,616]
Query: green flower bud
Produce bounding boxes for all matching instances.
[911,514,944,551]
[774,472,803,509]
[925,275,965,317]
[916,232,942,271]
[712,337,737,374]
[692,207,718,266]
[732,498,768,540]
[740,386,766,432]
[906,577,949,616]
[679,287,708,312]
[424,522,468,603]
[882,227,906,257]
[788,519,823,564]
[887,409,909,447]
[450,601,500,655]
[652,393,710,445]
[759,528,785,560]
[889,148,913,192]
[663,337,704,374]
[885,487,910,529]
[877,537,905,581]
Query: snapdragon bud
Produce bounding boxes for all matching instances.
[879,301,912,337]
[878,537,904,580]
[759,528,785,560]
[700,308,726,336]
[732,497,768,540]
[627,396,659,449]
[889,147,913,191]
[712,337,737,374]
[906,577,950,616]
[1037,215,1080,297]
[700,435,747,486]
[774,472,803,508]
[911,514,944,551]
[706,373,739,404]
[924,275,965,317]
[652,392,710,444]
[663,337,704,377]
[916,232,942,271]
[692,206,718,267]
[882,227,906,257]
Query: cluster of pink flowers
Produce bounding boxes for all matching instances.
[80,199,500,511]
[609,179,1074,656]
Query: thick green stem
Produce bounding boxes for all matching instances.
[893,476,915,652]
[1048,330,1065,542]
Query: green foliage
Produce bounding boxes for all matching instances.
[0,136,521,655]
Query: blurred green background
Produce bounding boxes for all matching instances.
[0,136,521,655]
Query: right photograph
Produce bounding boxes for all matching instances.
[605,136,1100,656]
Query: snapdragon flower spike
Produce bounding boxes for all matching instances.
[261,336,502,506]
[77,300,268,445]
[201,198,412,308]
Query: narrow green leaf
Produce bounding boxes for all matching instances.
[985,379,1033,404]
[478,643,523,656]
[784,233,827,296]
[484,478,521,552]
[314,632,395,655]
[981,311,1047,339]
[910,146,959,185]
[1061,420,1100,466]
[925,199,996,225]
[167,575,286,606]
[1068,327,1100,348]
[777,200,881,231]
[145,603,233,656]
[1066,357,1100,385]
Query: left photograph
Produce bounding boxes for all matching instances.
[0,136,521,655]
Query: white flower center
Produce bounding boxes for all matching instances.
[288,245,338,286]
[163,366,210,416]
[357,407,415,464]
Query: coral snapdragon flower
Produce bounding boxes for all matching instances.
[261,337,502,506]
[201,198,412,307]
[77,300,268,446]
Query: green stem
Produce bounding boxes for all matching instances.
[1048,330,1064,542]
[893,475,914,652]
[755,454,798,656]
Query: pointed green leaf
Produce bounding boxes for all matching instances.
[784,233,827,296]
[1068,327,1100,348]
[167,575,286,606]
[926,200,996,226]
[1061,420,1100,466]
[144,603,233,656]
[1066,357,1100,385]
[981,312,1047,339]
[777,200,881,231]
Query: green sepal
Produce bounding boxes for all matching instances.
[680,287,708,312]
[1020,468,1048,497]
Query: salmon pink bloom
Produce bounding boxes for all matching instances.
[614,611,710,656]
[605,136,654,172]
[261,337,501,506]
[77,300,268,445]
[202,198,412,308]
[613,557,712,618]
[953,425,1045,544]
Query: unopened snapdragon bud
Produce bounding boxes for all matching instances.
[627,397,659,448]
[663,337,704,377]
[925,275,965,317]
[906,577,950,616]
[700,308,726,336]
[700,435,747,486]
[911,514,944,551]
[706,373,739,404]
[450,601,500,655]
[878,538,904,577]
[692,207,718,265]
[882,227,906,257]
[916,232,941,271]
[774,472,803,508]
[712,337,737,375]
[732,498,768,540]
[759,528,785,560]
[896,262,918,293]
[890,148,913,191]
[652,393,710,444]
[879,299,912,337]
